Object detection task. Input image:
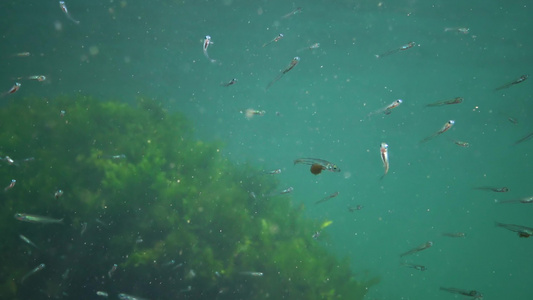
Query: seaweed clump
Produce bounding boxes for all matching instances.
[0,96,378,299]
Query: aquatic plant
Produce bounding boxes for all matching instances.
[0,95,378,299]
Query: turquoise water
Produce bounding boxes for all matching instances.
[1,0,532,299]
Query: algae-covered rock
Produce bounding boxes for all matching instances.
[0,96,378,299]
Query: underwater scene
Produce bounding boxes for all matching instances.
[0,0,531,299]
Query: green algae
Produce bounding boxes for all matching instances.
[0,95,378,299]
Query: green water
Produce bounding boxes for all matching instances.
[1,0,532,299]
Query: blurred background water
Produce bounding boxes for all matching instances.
[1,0,532,299]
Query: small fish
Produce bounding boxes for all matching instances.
[267,186,294,197]
[279,187,294,194]
[221,78,237,87]
[368,99,403,117]
[59,1,80,24]
[380,143,389,178]
[242,108,266,119]
[28,75,47,82]
[440,287,483,299]
[21,263,45,283]
[263,168,282,175]
[496,222,533,238]
[514,131,533,145]
[294,158,341,174]
[22,157,35,163]
[118,293,147,300]
[4,179,16,191]
[19,234,38,248]
[312,231,320,240]
[499,196,533,204]
[14,75,47,82]
[474,186,509,193]
[60,110,66,118]
[62,268,71,280]
[3,156,17,165]
[425,97,463,107]
[452,140,469,147]
[203,35,216,63]
[95,218,108,227]
[375,42,416,58]
[444,27,470,34]
[495,74,528,91]
[384,100,403,115]
[1,82,21,97]
[30,75,47,81]
[401,262,427,271]
[420,120,455,143]
[320,220,333,229]
[315,191,339,205]
[96,291,109,297]
[400,241,433,257]
[348,205,363,212]
[161,259,176,267]
[266,56,300,90]
[80,222,88,236]
[14,213,64,224]
[239,271,264,276]
[262,33,284,47]
[506,116,518,124]
[442,232,466,238]
[282,7,302,19]
[54,189,64,199]
[297,42,320,52]
[12,52,31,57]
[108,263,118,278]
[2,156,33,166]
[100,154,127,160]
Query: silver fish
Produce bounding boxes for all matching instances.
[15,213,63,224]
[21,263,45,283]
[19,234,38,248]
